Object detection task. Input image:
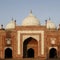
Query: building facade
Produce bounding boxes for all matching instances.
[0,11,60,59]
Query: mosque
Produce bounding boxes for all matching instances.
[0,11,60,59]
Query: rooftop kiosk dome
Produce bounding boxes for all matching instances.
[5,18,16,29]
[22,11,40,26]
[46,18,56,29]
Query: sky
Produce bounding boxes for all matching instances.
[0,0,60,27]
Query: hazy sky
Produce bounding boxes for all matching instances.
[0,0,60,27]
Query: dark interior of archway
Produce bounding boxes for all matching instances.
[5,48,12,58]
[49,48,57,58]
[27,48,34,58]
[23,37,37,58]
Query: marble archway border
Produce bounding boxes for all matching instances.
[17,30,44,55]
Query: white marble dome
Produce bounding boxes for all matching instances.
[22,11,40,26]
[46,19,56,29]
[5,19,16,29]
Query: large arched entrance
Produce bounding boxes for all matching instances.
[49,48,57,58]
[5,48,12,58]
[23,37,38,58]
[27,48,34,58]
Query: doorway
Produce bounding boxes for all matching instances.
[5,48,12,58]
[49,48,57,58]
[27,48,34,58]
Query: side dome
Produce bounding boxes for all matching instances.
[46,19,56,29]
[22,11,40,26]
[5,19,16,29]
[0,25,2,29]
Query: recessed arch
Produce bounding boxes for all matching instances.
[5,48,12,58]
[23,37,38,58]
[49,48,57,58]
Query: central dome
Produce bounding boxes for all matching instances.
[22,11,40,26]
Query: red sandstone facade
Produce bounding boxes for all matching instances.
[0,25,60,59]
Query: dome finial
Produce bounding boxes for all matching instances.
[29,10,33,16]
[12,17,13,21]
[49,17,51,20]
[30,10,32,13]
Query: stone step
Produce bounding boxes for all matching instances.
[0,58,45,60]
[46,58,60,60]
[0,58,60,60]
